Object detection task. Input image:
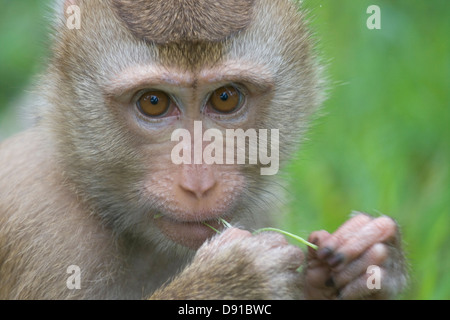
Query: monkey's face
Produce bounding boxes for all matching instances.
[48,0,322,250]
[94,57,278,249]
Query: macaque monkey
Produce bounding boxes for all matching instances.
[0,0,407,299]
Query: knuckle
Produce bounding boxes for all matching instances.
[308,229,329,243]
[271,232,289,246]
[350,213,374,226]
[285,244,304,260]
[371,243,389,262]
[374,216,398,235]
[283,245,304,270]
[222,227,252,239]
[215,227,252,245]
[321,235,340,251]
[256,231,288,247]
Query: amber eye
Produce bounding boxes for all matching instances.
[137,91,171,117]
[209,86,242,114]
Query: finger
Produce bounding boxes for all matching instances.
[308,230,332,260]
[250,232,304,272]
[255,231,289,248]
[280,244,305,272]
[204,227,252,251]
[317,214,373,260]
[328,213,373,243]
[304,264,338,299]
[332,243,389,288]
[304,231,338,299]
[219,227,252,242]
[305,263,330,288]
[337,268,388,300]
[328,216,397,268]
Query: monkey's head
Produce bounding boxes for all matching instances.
[42,0,323,249]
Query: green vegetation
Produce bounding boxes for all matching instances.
[1,0,448,299]
[282,0,450,299]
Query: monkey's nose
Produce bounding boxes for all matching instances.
[178,164,217,200]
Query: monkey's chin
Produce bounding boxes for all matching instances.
[154,216,223,250]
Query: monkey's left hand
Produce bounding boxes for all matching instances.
[303,212,408,299]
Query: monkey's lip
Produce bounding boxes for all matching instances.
[154,215,228,249]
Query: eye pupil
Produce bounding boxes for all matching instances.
[220,92,229,101]
[150,96,159,105]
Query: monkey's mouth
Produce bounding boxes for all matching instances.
[153,214,228,250]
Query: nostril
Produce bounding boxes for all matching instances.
[180,184,197,198]
[200,180,216,198]
[179,184,199,199]
[179,180,216,200]
[178,164,217,200]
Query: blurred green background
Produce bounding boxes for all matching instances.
[0,0,449,299]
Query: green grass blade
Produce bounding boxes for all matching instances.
[254,227,318,250]
[203,222,222,234]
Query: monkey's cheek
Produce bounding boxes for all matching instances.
[154,216,219,250]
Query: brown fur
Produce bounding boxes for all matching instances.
[0,129,187,299]
[151,228,304,299]
[112,0,256,44]
[0,0,408,300]
[0,0,323,299]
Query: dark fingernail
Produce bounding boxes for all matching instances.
[317,247,333,260]
[327,252,345,267]
[325,277,335,288]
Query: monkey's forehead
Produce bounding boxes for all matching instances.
[112,0,256,45]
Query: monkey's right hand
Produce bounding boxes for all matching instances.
[149,228,304,299]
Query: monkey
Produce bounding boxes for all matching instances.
[0,0,408,299]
